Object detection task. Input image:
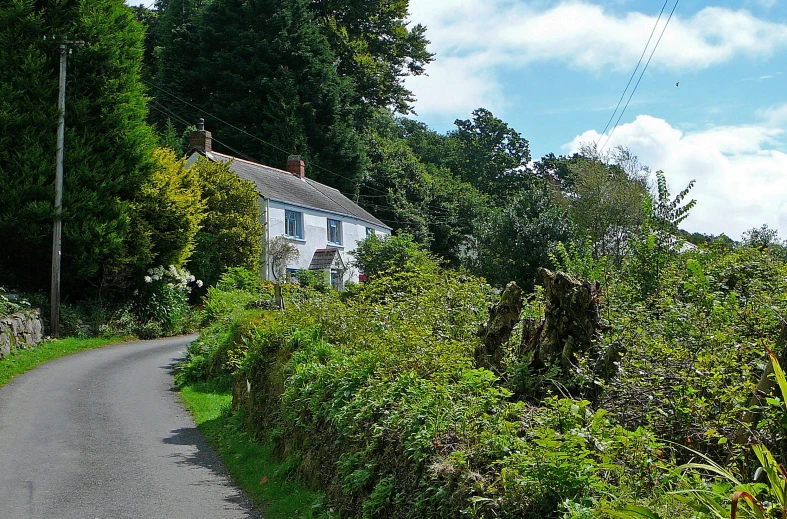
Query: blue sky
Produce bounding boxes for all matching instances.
[405,0,787,238]
[128,0,786,238]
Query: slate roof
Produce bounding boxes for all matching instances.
[204,151,390,229]
[308,248,346,270]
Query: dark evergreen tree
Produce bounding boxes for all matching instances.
[0,0,155,294]
[152,0,365,194]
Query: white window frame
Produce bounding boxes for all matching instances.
[327,218,342,245]
[285,209,303,239]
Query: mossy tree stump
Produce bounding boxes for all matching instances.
[475,281,523,374]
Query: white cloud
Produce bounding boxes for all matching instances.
[408,55,506,115]
[760,103,787,126]
[746,0,777,10]
[407,0,787,115]
[564,108,787,239]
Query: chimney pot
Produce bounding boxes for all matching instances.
[189,119,212,153]
[287,155,305,179]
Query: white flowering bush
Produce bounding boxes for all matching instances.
[133,265,202,336]
[0,289,30,317]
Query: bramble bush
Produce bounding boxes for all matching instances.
[178,229,787,518]
[181,247,671,518]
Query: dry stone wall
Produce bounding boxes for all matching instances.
[0,310,44,360]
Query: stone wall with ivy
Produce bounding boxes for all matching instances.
[0,310,44,360]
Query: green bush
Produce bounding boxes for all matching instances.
[187,158,264,289]
[353,232,438,279]
[0,289,29,317]
[179,234,787,518]
[201,268,274,327]
[132,265,201,336]
[215,264,666,518]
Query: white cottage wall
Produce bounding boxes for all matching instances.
[265,199,389,284]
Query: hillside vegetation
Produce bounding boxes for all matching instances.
[179,231,787,518]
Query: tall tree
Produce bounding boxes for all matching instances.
[447,108,532,200]
[358,111,485,264]
[187,157,264,289]
[152,0,365,194]
[569,157,648,262]
[466,180,573,290]
[309,0,433,115]
[0,0,156,294]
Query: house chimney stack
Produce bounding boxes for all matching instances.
[189,118,212,153]
[287,155,305,179]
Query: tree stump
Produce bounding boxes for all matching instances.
[524,268,605,372]
[475,281,523,373]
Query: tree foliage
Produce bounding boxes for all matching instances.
[126,148,205,270]
[309,0,433,115]
[568,156,648,262]
[358,112,486,264]
[467,180,573,290]
[187,157,264,289]
[0,0,155,294]
[447,108,532,200]
[352,232,437,279]
[151,0,365,194]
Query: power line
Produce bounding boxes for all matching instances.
[149,101,262,163]
[595,0,671,148]
[599,0,681,153]
[143,80,388,197]
[146,84,474,226]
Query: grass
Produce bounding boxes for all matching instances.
[179,379,323,518]
[0,336,126,388]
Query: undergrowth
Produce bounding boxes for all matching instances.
[177,240,787,518]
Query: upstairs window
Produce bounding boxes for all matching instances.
[285,210,303,239]
[366,227,375,238]
[327,218,342,245]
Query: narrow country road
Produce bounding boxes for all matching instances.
[0,335,260,519]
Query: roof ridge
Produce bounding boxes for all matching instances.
[210,151,292,176]
[204,150,390,229]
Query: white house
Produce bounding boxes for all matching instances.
[186,122,391,288]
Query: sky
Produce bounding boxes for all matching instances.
[126,0,786,239]
[404,0,787,239]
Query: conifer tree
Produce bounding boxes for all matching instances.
[0,0,155,294]
[152,0,365,194]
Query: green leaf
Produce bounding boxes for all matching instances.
[602,505,663,519]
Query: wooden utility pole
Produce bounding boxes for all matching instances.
[50,40,82,338]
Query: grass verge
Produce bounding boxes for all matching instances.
[180,379,323,518]
[0,336,126,388]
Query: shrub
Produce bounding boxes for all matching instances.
[125,147,205,269]
[353,232,438,279]
[133,265,202,336]
[0,288,29,317]
[201,268,274,327]
[221,266,666,518]
[187,157,264,289]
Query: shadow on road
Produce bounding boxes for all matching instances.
[163,427,261,518]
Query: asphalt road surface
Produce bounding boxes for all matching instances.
[0,335,260,519]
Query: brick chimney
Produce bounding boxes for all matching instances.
[189,118,212,153]
[286,155,305,179]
